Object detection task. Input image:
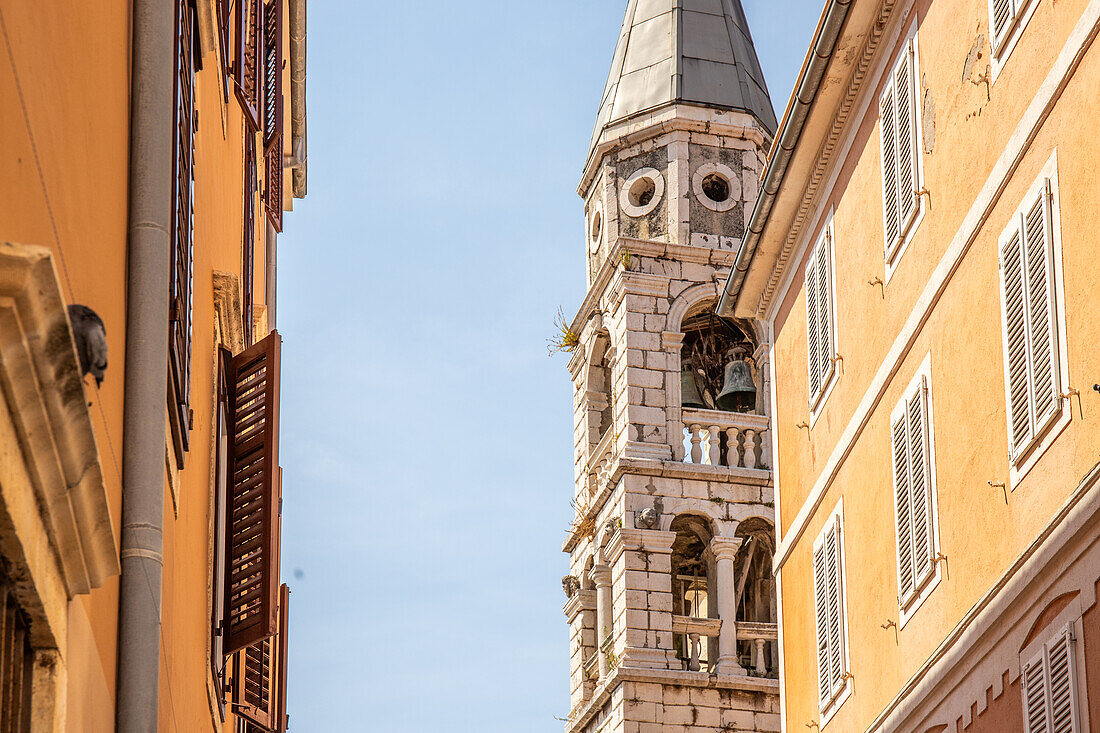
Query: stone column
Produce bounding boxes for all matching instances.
[710,537,745,675]
[590,564,613,681]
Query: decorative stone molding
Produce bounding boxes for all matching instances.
[604,528,676,565]
[564,589,597,623]
[0,243,120,601]
[692,162,741,213]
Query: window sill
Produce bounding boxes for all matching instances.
[899,564,942,629]
[884,205,925,286]
[820,681,852,728]
[809,367,840,429]
[1010,403,1072,489]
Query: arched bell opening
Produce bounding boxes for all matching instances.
[733,518,778,678]
[679,307,759,414]
[669,514,717,671]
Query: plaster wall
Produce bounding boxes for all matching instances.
[761,0,1100,729]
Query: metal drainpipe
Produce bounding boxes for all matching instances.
[117,0,173,728]
[266,219,277,329]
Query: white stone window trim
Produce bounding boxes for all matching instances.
[996,151,1070,489]
[813,500,852,725]
[989,0,1040,82]
[692,161,741,213]
[619,167,665,218]
[806,214,839,428]
[891,353,942,629]
[880,25,927,285]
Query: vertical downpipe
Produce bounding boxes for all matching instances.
[117,0,172,728]
[266,220,277,330]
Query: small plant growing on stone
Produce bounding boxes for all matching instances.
[548,306,580,356]
[619,247,637,272]
[709,496,725,504]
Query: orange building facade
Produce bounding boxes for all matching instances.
[720,0,1100,731]
[0,0,306,730]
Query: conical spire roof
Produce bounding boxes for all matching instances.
[591,0,777,148]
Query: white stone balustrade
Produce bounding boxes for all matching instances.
[680,408,769,469]
[737,621,779,676]
[671,615,722,672]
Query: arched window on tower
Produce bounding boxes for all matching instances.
[734,518,778,678]
[587,334,614,449]
[670,515,718,672]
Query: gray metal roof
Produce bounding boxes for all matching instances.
[591,0,778,147]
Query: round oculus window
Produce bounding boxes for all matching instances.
[619,168,665,218]
[589,210,603,252]
[692,162,741,212]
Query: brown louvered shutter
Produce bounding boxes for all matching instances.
[169,0,196,466]
[243,134,258,347]
[0,569,35,733]
[263,0,285,232]
[232,585,289,731]
[235,0,263,130]
[217,0,231,76]
[223,331,282,655]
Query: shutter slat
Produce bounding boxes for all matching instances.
[222,332,283,655]
[1001,230,1032,456]
[1024,190,1059,434]
[892,413,914,601]
[263,0,285,231]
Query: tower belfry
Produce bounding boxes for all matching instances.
[562,1,781,731]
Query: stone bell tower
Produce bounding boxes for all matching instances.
[561,2,782,732]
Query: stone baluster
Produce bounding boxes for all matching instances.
[689,424,703,464]
[590,564,613,682]
[710,537,746,676]
[743,428,757,469]
[707,426,721,466]
[754,638,767,675]
[687,632,702,672]
[725,427,739,468]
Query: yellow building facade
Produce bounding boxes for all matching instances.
[720,0,1100,730]
[0,0,305,730]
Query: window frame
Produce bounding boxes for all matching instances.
[1021,623,1082,733]
[890,354,942,627]
[879,27,926,282]
[813,501,852,723]
[996,152,1070,488]
[805,215,839,424]
[989,0,1040,79]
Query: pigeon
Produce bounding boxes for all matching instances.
[67,305,108,386]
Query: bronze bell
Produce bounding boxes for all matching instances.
[716,359,756,412]
[681,367,708,409]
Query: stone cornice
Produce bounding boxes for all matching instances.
[563,589,597,622]
[580,103,770,196]
[604,528,676,565]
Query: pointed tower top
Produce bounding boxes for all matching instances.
[591,0,777,150]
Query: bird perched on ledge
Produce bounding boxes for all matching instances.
[67,305,108,386]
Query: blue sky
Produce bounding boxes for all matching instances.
[277,1,822,729]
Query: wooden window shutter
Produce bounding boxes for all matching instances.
[880,83,900,249]
[1001,227,1031,456]
[1023,625,1080,733]
[212,348,233,701]
[275,584,291,733]
[882,42,919,261]
[1023,186,1059,434]
[824,518,844,698]
[805,243,823,400]
[232,584,289,731]
[813,543,830,706]
[169,0,197,466]
[992,0,1017,51]
[223,331,282,655]
[262,0,285,232]
[217,0,231,76]
[235,0,263,130]
[0,571,35,733]
[891,410,914,601]
[243,134,258,347]
[907,382,934,588]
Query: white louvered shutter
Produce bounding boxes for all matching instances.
[806,246,823,400]
[1023,625,1079,733]
[1001,227,1031,456]
[891,411,914,601]
[824,519,844,698]
[992,0,1016,51]
[814,543,830,705]
[907,382,934,589]
[1023,186,1060,435]
[880,84,900,249]
[815,232,834,394]
[894,47,917,233]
